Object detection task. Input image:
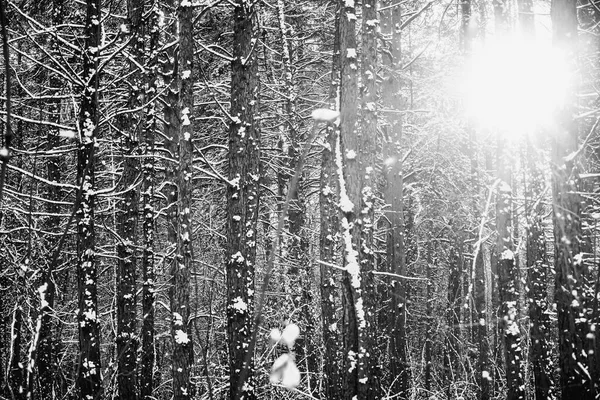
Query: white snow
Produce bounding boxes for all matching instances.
[500,249,514,260]
[311,108,339,122]
[231,297,248,312]
[281,323,300,347]
[174,329,189,344]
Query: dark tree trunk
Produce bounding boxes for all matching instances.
[275,1,317,391]
[140,2,160,399]
[496,141,525,400]
[383,3,410,398]
[9,306,24,400]
[474,245,490,400]
[551,0,593,397]
[37,1,65,396]
[115,0,143,398]
[320,5,342,398]
[226,1,259,398]
[76,0,102,397]
[525,141,553,400]
[424,242,433,396]
[358,0,380,397]
[170,2,195,399]
[446,243,461,398]
[337,0,365,397]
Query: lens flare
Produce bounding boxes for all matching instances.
[463,37,569,135]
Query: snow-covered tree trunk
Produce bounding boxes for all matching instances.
[275,2,317,390]
[37,1,65,395]
[75,0,102,397]
[357,0,380,396]
[446,242,461,397]
[382,3,410,398]
[140,2,160,398]
[425,242,433,394]
[169,1,195,398]
[226,1,259,398]
[551,0,594,397]
[320,6,342,398]
[337,0,369,397]
[496,143,525,400]
[525,140,553,400]
[115,1,143,398]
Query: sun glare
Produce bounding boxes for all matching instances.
[463,37,569,136]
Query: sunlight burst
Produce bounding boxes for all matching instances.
[463,37,570,136]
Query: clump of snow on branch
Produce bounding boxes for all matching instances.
[311,108,339,122]
[269,323,301,389]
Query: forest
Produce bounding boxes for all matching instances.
[0,0,598,398]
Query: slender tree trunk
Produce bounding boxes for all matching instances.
[337,0,367,397]
[275,1,317,390]
[140,2,159,399]
[170,2,195,399]
[320,5,342,398]
[76,0,102,397]
[383,3,410,398]
[496,140,525,400]
[37,1,65,396]
[525,140,553,400]
[551,0,593,397]
[358,0,380,396]
[424,242,433,396]
[226,1,259,398]
[115,0,143,398]
[9,306,24,400]
[446,242,461,398]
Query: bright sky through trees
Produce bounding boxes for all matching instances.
[463,37,569,134]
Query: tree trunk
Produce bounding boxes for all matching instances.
[37,1,65,396]
[170,1,195,398]
[383,3,410,398]
[337,0,367,397]
[76,0,102,397]
[226,1,259,398]
[140,2,160,399]
[358,0,380,396]
[525,140,553,400]
[496,140,525,400]
[551,0,593,397]
[115,0,143,398]
[320,5,342,398]
[446,242,461,398]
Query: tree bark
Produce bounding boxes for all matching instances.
[140,2,160,399]
[76,0,102,397]
[226,1,259,398]
[170,1,195,398]
[115,0,143,398]
[320,4,342,398]
[358,0,380,396]
[551,0,594,397]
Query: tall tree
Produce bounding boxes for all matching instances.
[115,0,143,397]
[320,4,342,398]
[336,0,370,397]
[383,3,410,398]
[226,0,260,398]
[551,0,594,397]
[140,1,160,398]
[36,0,65,396]
[75,0,103,397]
[169,0,195,398]
[358,0,380,396]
